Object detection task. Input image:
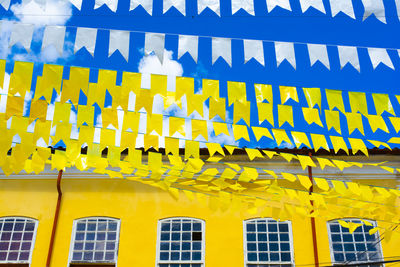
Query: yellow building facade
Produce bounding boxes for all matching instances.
[0,155,399,267]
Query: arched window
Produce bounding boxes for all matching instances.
[157,217,205,267]
[327,218,383,265]
[244,218,294,266]
[68,217,120,266]
[0,217,38,265]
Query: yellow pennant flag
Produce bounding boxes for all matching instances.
[192,119,208,140]
[278,104,294,127]
[76,105,94,126]
[389,117,400,133]
[228,81,247,105]
[100,128,116,148]
[245,148,264,161]
[332,180,347,195]
[314,177,330,191]
[176,76,194,100]
[6,96,24,119]
[136,89,153,113]
[87,82,106,107]
[187,94,204,117]
[35,64,63,102]
[0,60,5,88]
[33,120,51,144]
[280,86,298,104]
[202,79,219,100]
[165,137,179,156]
[9,61,34,96]
[368,140,391,150]
[348,92,368,115]
[165,91,182,109]
[298,175,312,190]
[147,114,163,136]
[213,122,230,136]
[122,111,140,132]
[29,100,48,122]
[225,146,238,155]
[238,167,258,182]
[372,93,394,115]
[120,71,141,97]
[257,102,274,125]
[310,134,329,152]
[51,150,67,171]
[326,89,345,113]
[345,112,364,135]
[252,126,273,141]
[78,125,95,146]
[254,84,273,104]
[282,172,297,182]
[197,168,219,181]
[102,108,119,129]
[148,151,163,173]
[185,140,199,159]
[367,115,389,133]
[347,182,361,196]
[62,67,90,105]
[302,107,323,127]
[144,134,159,151]
[272,129,292,146]
[53,102,71,124]
[232,124,250,141]
[297,155,316,170]
[303,87,321,108]
[316,157,335,170]
[233,101,251,125]
[169,117,186,136]
[280,152,297,162]
[325,110,341,134]
[209,97,226,121]
[150,74,167,98]
[53,123,72,144]
[330,136,349,155]
[291,131,311,148]
[332,160,351,171]
[348,138,368,157]
[206,143,225,157]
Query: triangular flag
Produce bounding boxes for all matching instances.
[198,0,220,16]
[0,0,11,9]
[275,42,296,69]
[367,48,394,70]
[330,0,355,18]
[9,23,34,52]
[232,0,254,15]
[69,0,83,9]
[299,0,325,13]
[302,107,323,127]
[291,131,311,148]
[372,93,394,115]
[243,39,264,65]
[266,0,291,12]
[164,0,186,15]
[42,26,66,56]
[130,0,153,14]
[361,0,386,23]
[325,89,345,113]
[252,126,273,141]
[278,104,294,127]
[212,37,232,66]
[95,0,118,11]
[348,92,368,115]
[109,30,130,61]
[145,32,165,64]
[74,27,97,56]
[307,43,330,69]
[178,35,198,62]
[337,46,360,71]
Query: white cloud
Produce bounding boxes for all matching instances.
[10,0,73,26]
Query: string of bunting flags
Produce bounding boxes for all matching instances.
[2,21,399,70]
[0,0,396,24]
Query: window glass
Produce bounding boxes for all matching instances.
[70,217,120,264]
[157,218,204,266]
[244,218,293,266]
[328,219,383,266]
[0,217,37,264]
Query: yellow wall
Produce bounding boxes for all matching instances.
[0,178,399,267]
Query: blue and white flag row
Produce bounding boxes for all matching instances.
[3,22,399,71]
[0,0,397,23]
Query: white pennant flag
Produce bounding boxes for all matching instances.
[178,35,198,62]
[33,0,46,9]
[74,27,97,56]
[307,43,330,69]
[95,0,118,12]
[244,39,264,65]
[266,0,291,12]
[361,0,386,23]
[367,48,394,69]
[329,0,355,19]
[337,46,360,71]
[69,0,83,9]
[275,41,296,69]
[9,23,34,52]
[198,0,220,16]
[232,0,254,15]
[299,0,325,13]
[0,0,11,10]
[212,37,232,66]
[164,0,185,15]
[109,30,130,61]
[145,32,165,64]
[130,0,153,14]
[395,0,400,18]
[42,26,66,56]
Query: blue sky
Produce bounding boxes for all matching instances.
[1,0,400,150]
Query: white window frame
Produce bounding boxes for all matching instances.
[0,216,38,266]
[156,217,206,267]
[327,218,384,266]
[243,218,295,267]
[68,217,121,267]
